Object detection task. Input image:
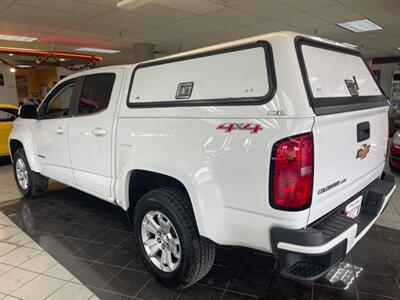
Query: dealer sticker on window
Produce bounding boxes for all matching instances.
[345,196,363,219]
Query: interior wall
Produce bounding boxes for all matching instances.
[15,69,40,100]
[15,67,58,101]
[56,67,74,80]
[0,65,18,106]
[372,62,400,97]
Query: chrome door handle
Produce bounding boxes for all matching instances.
[56,127,65,135]
[91,127,107,137]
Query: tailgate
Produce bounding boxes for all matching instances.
[296,37,389,224]
[310,107,388,223]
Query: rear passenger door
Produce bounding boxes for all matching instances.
[68,69,124,200]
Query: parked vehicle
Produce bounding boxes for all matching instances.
[390,130,400,170]
[0,104,18,157]
[9,32,396,288]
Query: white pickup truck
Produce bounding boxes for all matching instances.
[9,31,396,288]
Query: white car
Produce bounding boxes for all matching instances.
[9,31,395,288]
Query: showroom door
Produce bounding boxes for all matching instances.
[34,79,78,186]
[68,69,124,200]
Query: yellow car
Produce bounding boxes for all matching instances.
[0,104,19,157]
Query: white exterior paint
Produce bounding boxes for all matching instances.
[9,31,394,254]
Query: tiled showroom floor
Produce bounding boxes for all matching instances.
[1,162,400,300]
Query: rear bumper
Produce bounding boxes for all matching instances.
[271,172,396,281]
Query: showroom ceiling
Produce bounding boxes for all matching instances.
[0,0,399,65]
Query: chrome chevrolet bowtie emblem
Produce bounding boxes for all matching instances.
[356,144,370,160]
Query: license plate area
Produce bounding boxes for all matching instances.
[343,196,363,219]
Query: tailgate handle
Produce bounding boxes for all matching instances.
[357,121,370,142]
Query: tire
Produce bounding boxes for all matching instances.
[13,148,48,197]
[133,187,215,289]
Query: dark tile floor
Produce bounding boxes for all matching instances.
[1,188,400,300]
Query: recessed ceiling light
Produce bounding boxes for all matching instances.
[336,19,383,33]
[8,53,14,56]
[59,58,66,61]
[75,47,120,54]
[0,34,38,42]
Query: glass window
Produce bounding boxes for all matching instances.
[46,83,75,118]
[78,74,115,115]
[0,108,17,122]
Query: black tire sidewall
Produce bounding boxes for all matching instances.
[13,149,33,197]
[134,191,198,287]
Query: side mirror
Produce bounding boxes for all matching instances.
[19,105,38,119]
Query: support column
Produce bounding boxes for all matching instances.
[133,43,154,63]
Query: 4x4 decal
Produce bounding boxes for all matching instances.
[216,123,263,134]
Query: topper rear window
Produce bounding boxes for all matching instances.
[127,41,275,108]
[296,38,386,115]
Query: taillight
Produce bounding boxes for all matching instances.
[270,133,313,210]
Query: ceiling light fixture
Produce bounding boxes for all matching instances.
[336,19,383,33]
[341,42,358,48]
[75,47,120,54]
[0,34,38,42]
[117,0,151,10]
[9,68,16,73]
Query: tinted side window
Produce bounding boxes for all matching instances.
[46,83,75,118]
[78,74,115,115]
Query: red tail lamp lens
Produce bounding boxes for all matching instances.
[270,133,313,210]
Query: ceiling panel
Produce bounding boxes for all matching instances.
[275,0,338,11]
[279,13,329,32]
[205,7,269,26]
[15,0,111,16]
[234,0,300,19]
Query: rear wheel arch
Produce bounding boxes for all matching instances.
[127,170,199,231]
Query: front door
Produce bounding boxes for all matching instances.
[68,70,123,200]
[34,79,77,185]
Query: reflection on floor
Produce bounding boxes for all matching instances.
[0,163,399,299]
[0,163,64,204]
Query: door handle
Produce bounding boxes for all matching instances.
[91,127,107,137]
[56,127,65,135]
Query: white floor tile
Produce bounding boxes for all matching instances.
[0,246,42,266]
[11,274,65,300]
[7,232,32,246]
[2,295,20,300]
[0,227,19,241]
[0,263,13,276]
[0,217,14,227]
[46,282,93,300]
[19,252,57,273]
[0,267,37,294]
[44,264,74,281]
[24,241,43,251]
[0,242,17,256]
